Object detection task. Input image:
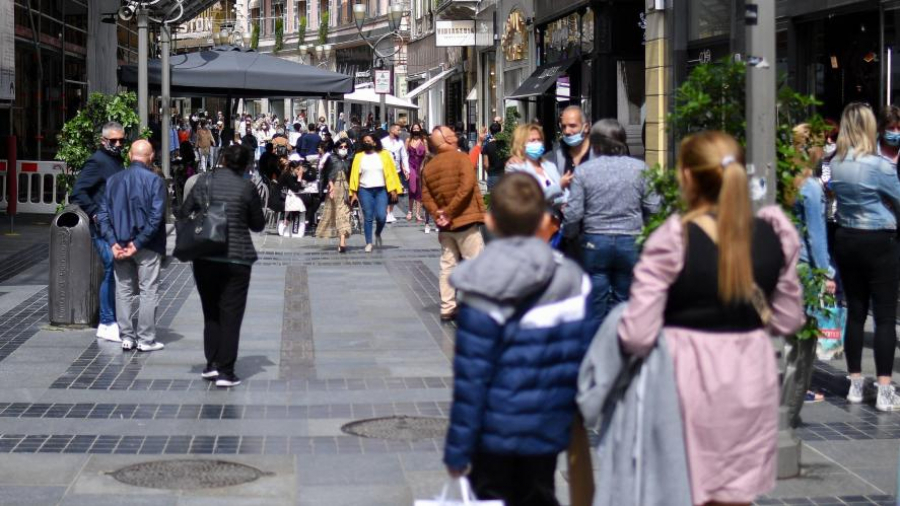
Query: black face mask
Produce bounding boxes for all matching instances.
[103,142,124,157]
[364,143,376,152]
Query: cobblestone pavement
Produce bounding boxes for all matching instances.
[0,212,897,505]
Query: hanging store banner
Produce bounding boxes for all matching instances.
[0,0,14,101]
[374,70,392,94]
[436,20,477,47]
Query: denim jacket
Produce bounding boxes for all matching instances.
[830,150,900,231]
[794,178,836,279]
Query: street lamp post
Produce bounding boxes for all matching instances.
[352,1,407,127]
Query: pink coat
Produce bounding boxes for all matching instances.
[618,206,804,505]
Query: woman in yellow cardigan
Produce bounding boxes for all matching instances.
[349,132,404,252]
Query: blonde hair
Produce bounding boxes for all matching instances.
[511,124,544,161]
[678,131,754,304]
[836,102,877,160]
[789,123,824,206]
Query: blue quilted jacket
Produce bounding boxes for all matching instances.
[443,237,596,470]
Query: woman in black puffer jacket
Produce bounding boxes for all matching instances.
[180,145,265,388]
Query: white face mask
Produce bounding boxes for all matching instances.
[337,148,349,157]
[823,143,836,156]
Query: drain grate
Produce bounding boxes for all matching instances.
[108,459,271,490]
[341,415,448,441]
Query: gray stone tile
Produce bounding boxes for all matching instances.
[0,454,88,485]
[297,485,412,506]
[61,494,178,506]
[296,454,405,485]
[0,486,67,506]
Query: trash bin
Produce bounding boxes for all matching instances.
[48,205,104,326]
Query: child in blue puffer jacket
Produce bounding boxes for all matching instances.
[444,173,596,506]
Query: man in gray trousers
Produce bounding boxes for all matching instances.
[97,140,167,352]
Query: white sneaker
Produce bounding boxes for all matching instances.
[96,323,122,343]
[136,340,165,352]
[386,213,396,223]
[364,244,373,253]
[122,338,136,351]
[876,384,900,412]
[278,222,287,236]
[424,224,431,234]
[847,376,865,403]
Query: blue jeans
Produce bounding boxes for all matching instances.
[92,236,117,325]
[487,175,502,193]
[580,234,638,324]
[358,186,387,244]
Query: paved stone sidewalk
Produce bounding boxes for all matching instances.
[0,211,897,505]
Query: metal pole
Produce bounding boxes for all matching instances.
[380,92,386,129]
[160,24,171,178]
[138,10,149,129]
[747,0,799,479]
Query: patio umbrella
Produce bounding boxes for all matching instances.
[119,45,353,98]
[341,86,418,110]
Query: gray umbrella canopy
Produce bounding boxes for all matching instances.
[119,46,353,98]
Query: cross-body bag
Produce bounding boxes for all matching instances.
[691,215,772,325]
[174,172,228,261]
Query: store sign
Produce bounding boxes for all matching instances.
[374,70,391,94]
[475,19,494,47]
[0,0,14,101]
[436,20,476,47]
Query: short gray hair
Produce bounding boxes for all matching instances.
[101,121,124,138]
[561,105,587,126]
[590,119,629,156]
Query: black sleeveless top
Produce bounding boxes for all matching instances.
[663,218,785,332]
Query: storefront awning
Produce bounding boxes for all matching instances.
[506,58,578,100]
[466,87,477,101]
[340,85,418,111]
[407,68,457,99]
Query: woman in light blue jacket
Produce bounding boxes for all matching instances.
[830,102,900,412]
[504,124,572,213]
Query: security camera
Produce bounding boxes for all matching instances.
[118,4,135,21]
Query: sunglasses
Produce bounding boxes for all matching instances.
[104,138,125,146]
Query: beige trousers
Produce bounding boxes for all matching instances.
[438,226,485,316]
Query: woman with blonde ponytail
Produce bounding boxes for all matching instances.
[830,102,900,412]
[617,131,804,506]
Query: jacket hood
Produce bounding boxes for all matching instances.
[450,236,557,303]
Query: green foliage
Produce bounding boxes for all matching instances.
[251,22,260,50]
[644,56,832,339]
[493,106,520,161]
[54,91,148,203]
[318,12,329,45]
[298,17,307,47]
[274,19,284,53]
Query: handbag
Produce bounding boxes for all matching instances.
[414,477,503,506]
[285,190,306,212]
[173,172,228,261]
[814,303,846,359]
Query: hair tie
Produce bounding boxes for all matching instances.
[721,155,736,168]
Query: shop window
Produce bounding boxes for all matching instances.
[582,9,594,55]
[543,12,580,62]
[688,0,730,41]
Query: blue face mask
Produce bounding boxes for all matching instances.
[563,132,585,147]
[525,142,545,160]
[884,131,900,147]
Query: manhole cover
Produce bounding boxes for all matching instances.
[341,416,448,441]
[107,459,270,490]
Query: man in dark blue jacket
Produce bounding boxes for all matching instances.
[296,123,321,159]
[97,140,167,353]
[69,121,126,343]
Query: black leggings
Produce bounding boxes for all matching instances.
[834,228,900,377]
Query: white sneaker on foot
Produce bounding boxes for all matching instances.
[386,213,396,223]
[122,338,136,351]
[877,384,900,412]
[847,376,865,403]
[424,224,431,234]
[364,244,373,253]
[96,323,122,343]
[136,340,165,352]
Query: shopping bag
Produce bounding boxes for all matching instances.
[285,191,306,213]
[814,304,846,360]
[414,477,504,506]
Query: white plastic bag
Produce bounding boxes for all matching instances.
[414,477,504,506]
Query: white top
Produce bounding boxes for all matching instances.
[359,153,386,188]
[381,135,409,173]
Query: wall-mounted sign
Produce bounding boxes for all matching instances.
[475,19,494,47]
[374,70,392,94]
[502,10,528,62]
[436,20,476,47]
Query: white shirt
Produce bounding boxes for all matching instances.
[381,135,409,173]
[359,153,386,189]
[288,131,302,147]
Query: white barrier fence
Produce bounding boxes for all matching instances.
[0,160,67,214]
